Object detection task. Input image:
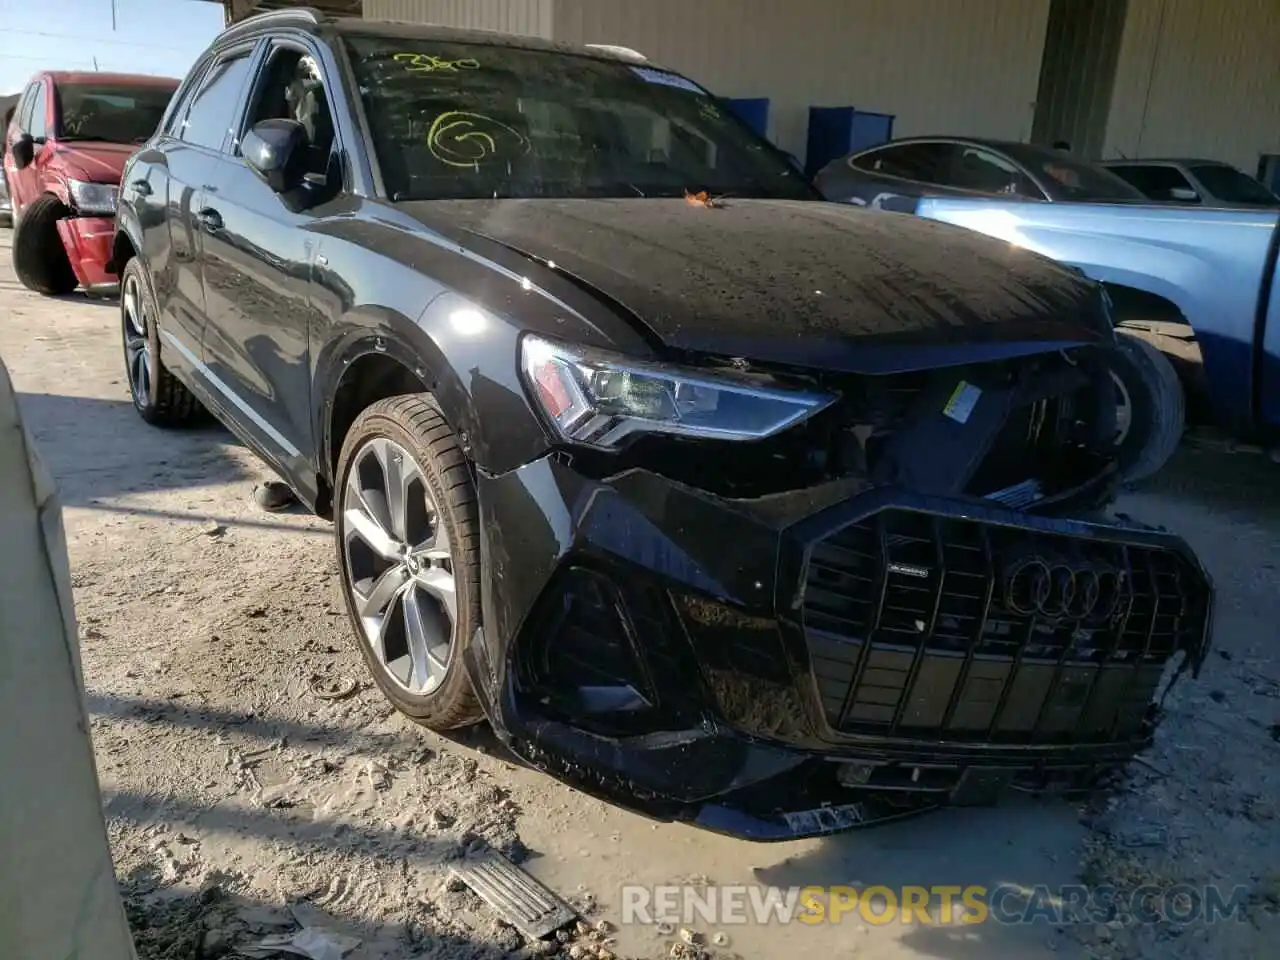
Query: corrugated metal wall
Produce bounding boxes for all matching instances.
[1031,0,1128,156]
[1105,0,1280,169]
[552,0,1052,158]
[363,0,554,38]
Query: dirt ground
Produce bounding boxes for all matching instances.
[3,225,1279,960]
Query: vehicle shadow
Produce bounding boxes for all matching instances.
[1126,440,1280,524]
[16,391,250,507]
[93,691,562,959]
[87,691,407,752]
[750,797,1087,957]
[48,288,120,305]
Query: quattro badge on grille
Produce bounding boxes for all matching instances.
[887,562,931,578]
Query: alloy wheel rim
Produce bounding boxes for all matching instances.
[122,275,152,407]
[341,437,456,695]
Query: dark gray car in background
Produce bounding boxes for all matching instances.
[1101,158,1280,209]
[815,136,1147,208]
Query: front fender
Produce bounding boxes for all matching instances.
[109,203,145,274]
[41,173,72,209]
[314,294,552,482]
[33,152,83,210]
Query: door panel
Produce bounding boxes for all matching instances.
[156,49,258,367]
[159,147,219,366]
[199,160,317,472]
[196,42,344,488]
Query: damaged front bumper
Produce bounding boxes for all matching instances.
[55,216,116,289]
[466,456,1214,841]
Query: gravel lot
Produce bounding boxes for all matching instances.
[3,226,1279,960]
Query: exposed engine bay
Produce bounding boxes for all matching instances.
[588,345,1124,508]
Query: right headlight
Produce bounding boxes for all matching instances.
[519,334,836,450]
[67,178,119,216]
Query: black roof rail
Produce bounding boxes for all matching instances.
[218,6,324,44]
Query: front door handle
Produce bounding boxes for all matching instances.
[196,207,223,232]
[130,178,152,196]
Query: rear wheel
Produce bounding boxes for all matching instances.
[12,193,77,295]
[1108,330,1185,483]
[335,396,483,730]
[120,257,201,426]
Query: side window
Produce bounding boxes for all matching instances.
[242,47,337,182]
[849,145,891,174]
[180,53,254,151]
[161,62,210,139]
[1107,165,1197,202]
[17,83,38,134]
[945,146,1040,197]
[854,143,947,183]
[28,82,48,140]
[15,85,32,131]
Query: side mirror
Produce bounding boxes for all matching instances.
[1168,186,1199,202]
[12,133,35,170]
[241,119,306,194]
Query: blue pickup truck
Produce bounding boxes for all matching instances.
[909,198,1279,477]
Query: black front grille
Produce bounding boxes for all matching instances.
[803,508,1208,745]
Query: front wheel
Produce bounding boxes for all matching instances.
[11,193,77,295]
[120,258,202,426]
[334,396,483,730]
[1108,331,1185,483]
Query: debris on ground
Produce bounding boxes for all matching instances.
[450,846,578,940]
[309,673,359,701]
[241,925,362,960]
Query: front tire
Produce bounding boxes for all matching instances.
[12,193,77,295]
[335,396,483,730]
[1108,330,1185,483]
[120,258,201,426]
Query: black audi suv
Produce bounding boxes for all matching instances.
[110,8,1213,839]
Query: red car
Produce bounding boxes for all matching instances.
[3,71,178,294]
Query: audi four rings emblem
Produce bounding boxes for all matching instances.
[1002,554,1127,621]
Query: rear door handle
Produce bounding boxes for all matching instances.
[130,178,152,196]
[196,207,223,232]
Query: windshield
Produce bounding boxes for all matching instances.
[1189,164,1279,206]
[343,35,814,202]
[54,82,177,143]
[1000,144,1147,202]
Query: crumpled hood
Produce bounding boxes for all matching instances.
[399,198,1109,372]
[50,140,134,184]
